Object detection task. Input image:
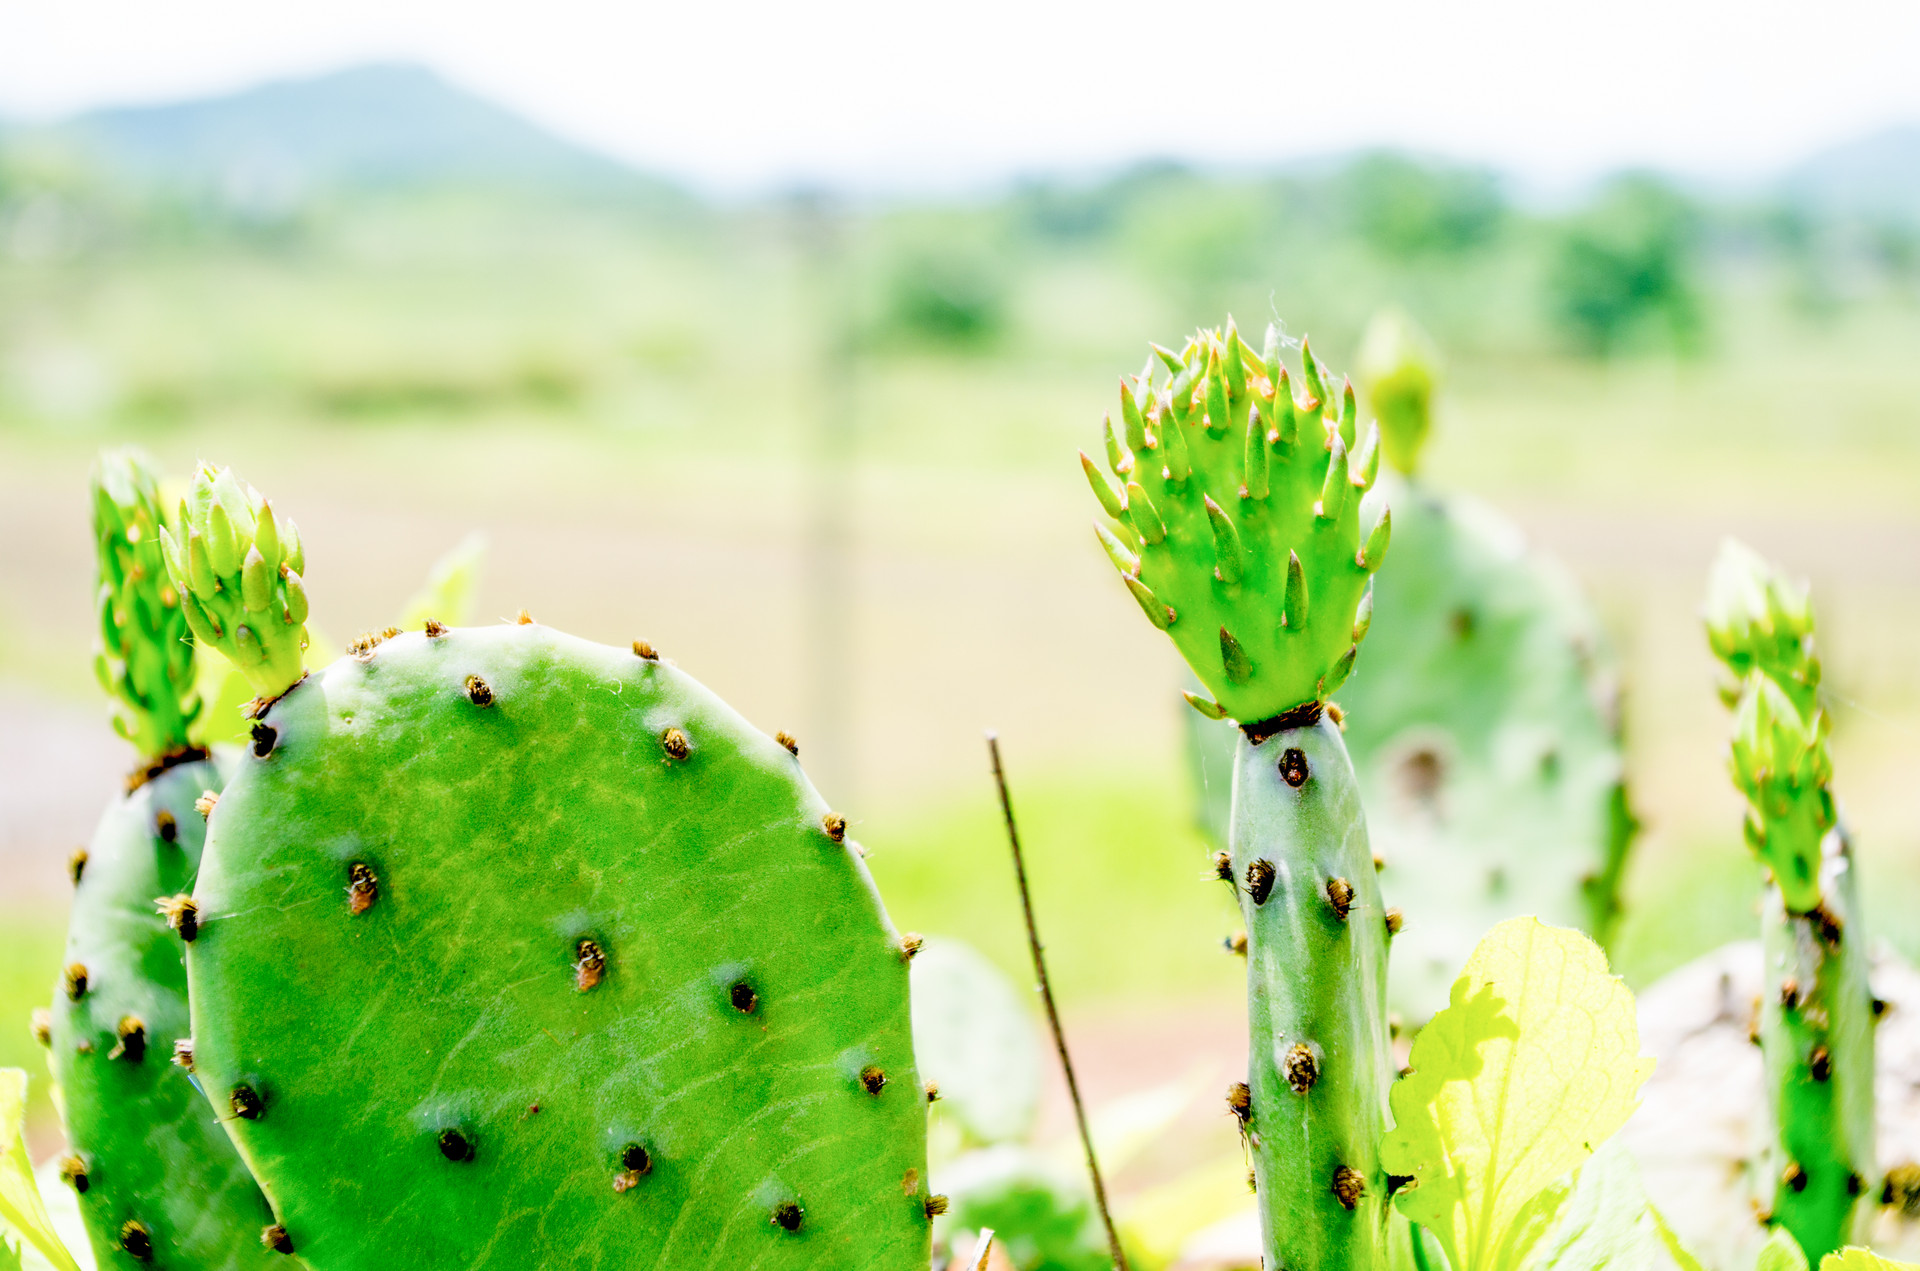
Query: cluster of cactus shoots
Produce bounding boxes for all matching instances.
[1707,542,1878,1262]
[25,317,1910,1271]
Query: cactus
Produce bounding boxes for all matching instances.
[48,448,280,1269]
[1705,540,1875,1262]
[1186,309,1633,1024]
[1082,321,1394,1271]
[164,465,930,1270]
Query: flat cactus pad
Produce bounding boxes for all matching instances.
[186,623,930,1270]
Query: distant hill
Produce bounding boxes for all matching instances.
[1781,125,1920,221]
[33,63,673,200]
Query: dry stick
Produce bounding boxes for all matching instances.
[987,732,1130,1271]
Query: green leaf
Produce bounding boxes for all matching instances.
[1821,1250,1920,1271]
[1650,1205,1710,1271]
[1535,1140,1656,1271]
[1382,918,1654,1271]
[1760,1229,1811,1271]
[910,937,1041,1145]
[0,1072,79,1271]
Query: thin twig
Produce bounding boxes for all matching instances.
[987,732,1130,1271]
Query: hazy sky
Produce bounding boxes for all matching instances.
[6,0,1919,194]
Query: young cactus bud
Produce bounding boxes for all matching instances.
[160,464,310,700]
[1083,321,1385,722]
[1355,307,1441,479]
[91,448,201,760]
[1704,538,1819,716]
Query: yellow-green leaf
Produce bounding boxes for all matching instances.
[397,532,487,632]
[1382,918,1654,1271]
[1821,1250,1920,1271]
[0,1072,79,1271]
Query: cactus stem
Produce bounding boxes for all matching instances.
[1245,860,1276,906]
[347,863,379,915]
[860,1065,888,1095]
[464,675,494,707]
[574,939,607,992]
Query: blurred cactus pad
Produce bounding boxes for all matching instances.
[1189,311,1632,1024]
[165,469,932,1270]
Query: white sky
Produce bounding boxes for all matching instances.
[5,0,1919,195]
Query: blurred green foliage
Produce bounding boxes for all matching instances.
[1545,174,1704,356]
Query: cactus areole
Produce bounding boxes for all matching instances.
[1085,322,1394,1270]
[170,468,929,1269]
[1705,540,1875,1262]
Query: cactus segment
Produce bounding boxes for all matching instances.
[1355,309,1440,478]
[184,622,928,1270]
[91,449,201,760]
[159,465,309,701]
[1705,541,1874,1262]
[1087,322,1383,723]
[49,755,281,1271]
[1232,714,1393,1271]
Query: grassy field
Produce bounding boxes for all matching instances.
[4,176,1919,1159]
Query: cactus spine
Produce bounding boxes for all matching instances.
[1706,540,1875,1261]
[166,466,930,1270]
[1083,321,1393,1271]
[50,448,279,1269]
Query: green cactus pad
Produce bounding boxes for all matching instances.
[91,449,200,761]
[49,755,282,1270]
[1084,322,1387,724]
[186,623,929,1270]
[1232,714,1393,1271]
[1705,542,1875,1261]
[159,465,310,702]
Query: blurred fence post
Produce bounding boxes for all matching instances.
[789,190,858,805]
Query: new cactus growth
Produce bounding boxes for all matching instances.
[1186,309,1633,1024]
[50,448,279,1269]
[1083,321,1394,1271]
[166,465,930,1270]
[1706,540,1875,1262]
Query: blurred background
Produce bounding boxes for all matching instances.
[3,0,1919,1215]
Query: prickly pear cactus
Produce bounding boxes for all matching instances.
[166,467,931,1271]
[1706,539,1876,1262]
[48,448,279,1269]
[1083,321,1394,1271]
[1187,311,1632,1025]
